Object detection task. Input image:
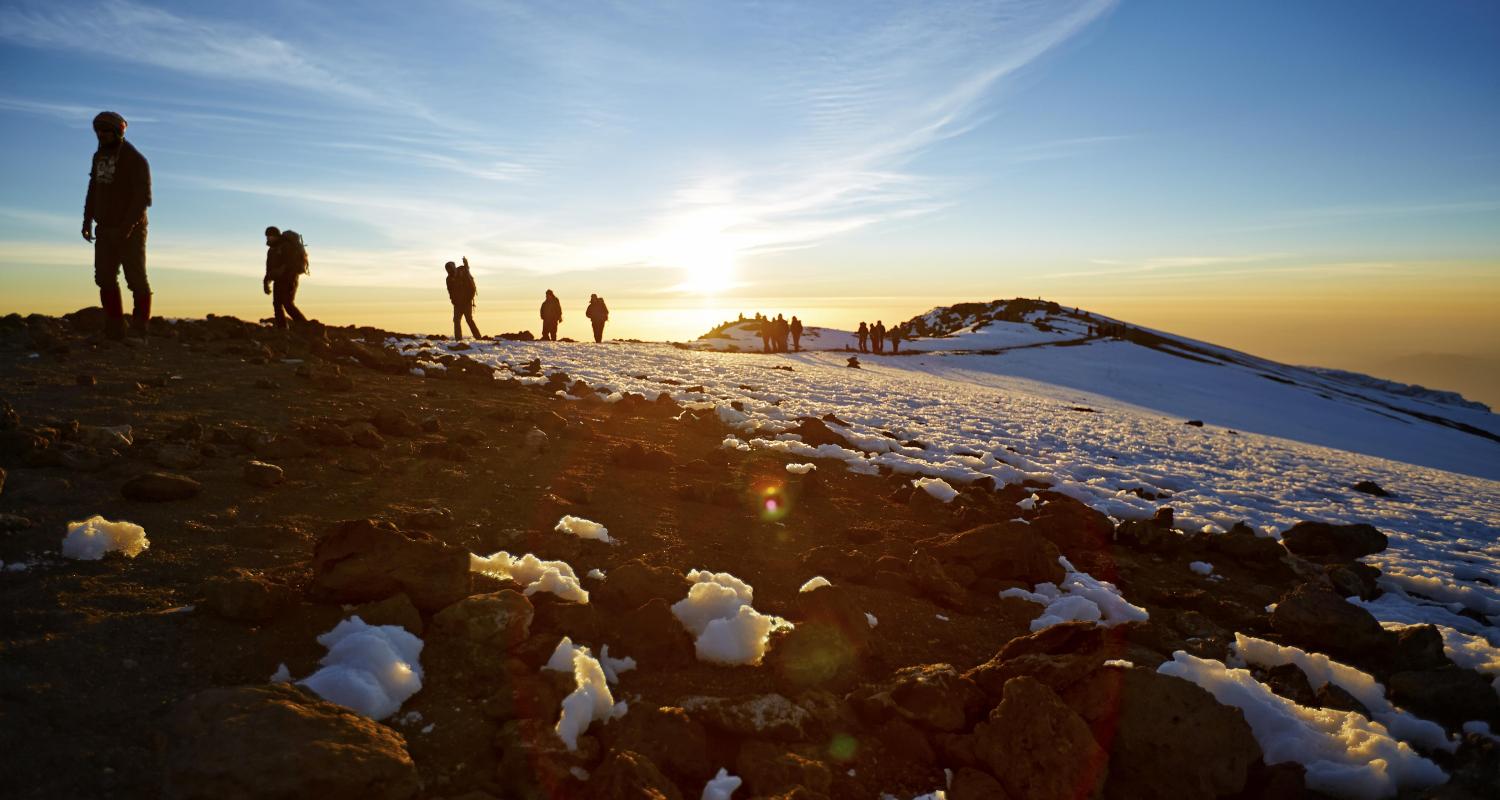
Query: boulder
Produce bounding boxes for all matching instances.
[1062,668,1261,799]
[950,767,1011,800]
[310,519,472,612]
[154,442,204,470]
[303,419,355,447]
[351,593,424,635]
[1028,498,1114,564]
[1324,562,1381,601]
[1386,624,1450,672]
[884,663,987,732]
[243,460,285,488]
[964,623,1131,701]
[769,621,860,691]
[593,750,682,800]
[163,684,419,800]
[493,717,598,800]
[790,417,853,449]
[1281,521,1388,563]
[734,741,832,797]
[372,408,421,437]
[793,584,872,649]
[1388,668,1500,729]
[920,521,1065,584]
[432,590,534,646]
[349,422,386,450]
[602,705,713,787]
[1270,584,1389,657]
[1206,523,1285,565]
[606,597,696,667]
[402,506,455,531]
[610,442,674,471]
[122,471,202,502]
[200,569,298,623]
[907,553,970,610]
[974,676,1108,800]
[593,560,684,612]
[680,693,812,740]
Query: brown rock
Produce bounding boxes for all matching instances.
[154,442,204,470]
[681,694,812,740]
[493,718,597,800]
[593,750,683,800]
[885,663,987,732]
[1061,668,1261,799]
[122,471,202,502]
[606,597,696,667]
[1270,583,1389,657]
[1029,498,1115,564]
[310,519,472,612]
[163,684,419,800]
[372,408,421,437]
[432,590,534,646]
[593,559,684,612]
[735,741,832,797]
[243,460,285,488]
[349,422,386,450]
[1388,668,1500,729]
[769,621,860,691]
[974,677,1108,800]
[603,705,713,786]
[200,569,298,623]
[1207,523,1286,565]
[352,593,424,635]
[950,767,1011,800]
[922,521,1066,584]
[1281,521,1388,563]
[875,717,936,766]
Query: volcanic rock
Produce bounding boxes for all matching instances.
[351,592,424,635]
[122,471,202,502]
[372,408,421,437]
[1270,583,1389,657]
[884,663,987,732]
[735,741,832,797]
[593,750,682,800]
[154,442,204,470]
[1206,522,1285,565]
[432,590,534,646]
[310,518,471,612]
[593,560,686,613]
[606,597,696,667]
[243,460,285,488]
[975,676,1108,800]
[1281,521,1388,563]
[163,684,419,800]
[200,569,298,623]
[950,767,1011,800]
[680,693,812,740]
[1388,668,1500,729]
[920,521,1065,584]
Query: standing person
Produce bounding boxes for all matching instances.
[446,258,480,340]
[586,293,609,343]
[857,321,869,353]
[889,322,902,354]
[262,227,310,329]
[539,289,563,341]
[773,314,789,353]
[82,111,151,339]
[872,320,886,354]
[760,317,772,353]
[790,316,803,351]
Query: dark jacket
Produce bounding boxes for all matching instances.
[264,238,302,281]
[586,297,609,322]
[85,140,151,228]
[540,295,563,322]
[447,268,477,304]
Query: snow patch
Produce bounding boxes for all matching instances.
[911,477,958,502]
[671,569,792,666]
[554,515,613,544]
[702,767,742,800]
[785,462,817,474]
[1000,556,1149,631]
[547,638,628,750]
[299,616,424,720]
[61,515,149,560]
[799,576,831,593]
[1189,561,1214,576]
[470,551,589,603]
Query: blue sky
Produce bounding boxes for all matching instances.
[2,0,1498,385]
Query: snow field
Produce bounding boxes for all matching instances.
[394,336,1498,695]
[543,637,631,750]
[1158,652,1447,800]
[298,616,424,720]
[670,570,793,666]
[61,515,148,560]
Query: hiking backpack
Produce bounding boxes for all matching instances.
[279,230,310,275]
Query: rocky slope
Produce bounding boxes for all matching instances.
[0,311,1495,799]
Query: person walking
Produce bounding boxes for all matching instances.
[446,258,480,340]
[773,314,789,353]
[760,317,772,353]
[790,316,803,351]
[539,289,563,341]
[857,321,869,353]
[871,320,886,354]
[889,322,902,354]
[262,226,310,329]
[82,111,151,339]
[586,293,609,343]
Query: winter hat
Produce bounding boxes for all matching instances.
[265,226,281,237]
[93,111,127,133]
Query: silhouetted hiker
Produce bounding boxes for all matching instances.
[82,111,151,340]
[889,322,902,354]
[262,227,310,329]
[790,316,803,351]
[872,320,886,354]
[774,314,789,353]
[540,289,563,341]
[759,318,772,353]
[586,293,609,343]
[446,258,480,340]
[857,322,869,353]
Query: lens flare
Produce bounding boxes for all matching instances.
[828,733,858,761]
[758,482,790,522]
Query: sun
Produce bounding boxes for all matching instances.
[656,215,738,294]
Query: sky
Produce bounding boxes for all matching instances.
[2,0,1498,404]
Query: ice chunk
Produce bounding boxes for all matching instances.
[61,515,149,560]
[865,612,879,628]
[785,463,817,474]
[672,569,790,666]
[300,616,424,720]
[555,515,612,543]
[471,551,589,603]
[1000,556,1148,631]
[702,768,742,800]
[1189,561,1214,576]
[552,642,628,750]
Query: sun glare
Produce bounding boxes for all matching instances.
[656,216,738,294]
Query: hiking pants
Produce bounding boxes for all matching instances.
[273,274,307,328]
[95,222,150,332]
[454,302,480,340]
[591,320,605,343]
[541,319,559,341]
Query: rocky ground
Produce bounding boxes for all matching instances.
[0,310,1496,800]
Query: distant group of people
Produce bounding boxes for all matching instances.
[754,312,803,353]
[856,320,906,354]
[78,110,612,344]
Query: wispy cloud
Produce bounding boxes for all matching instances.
[1222,199,1500,234]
